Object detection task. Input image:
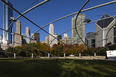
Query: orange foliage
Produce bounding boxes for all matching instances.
[77,44,88,52]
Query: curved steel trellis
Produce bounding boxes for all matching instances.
[29,1,116,46]
[0,27,66,57]
[106,24,116,50]
[32,1,116,33]
[0,28,49,54]
[1,0,116,58]
[48,0,90,55]
[30,1,116,56]
[7,0,50,31]
[13,0,39,17]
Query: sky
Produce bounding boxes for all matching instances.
[0,0,116,42]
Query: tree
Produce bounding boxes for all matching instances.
[5,47,13,57]
[15,46,26,57]
[77,44,88,52]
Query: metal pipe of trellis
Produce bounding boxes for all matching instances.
[0,28,64,57]
[30,1,116,46]
[1,0,116,57]
[34,0,116,33]
[30,1,116,54]
[1,0,77,53]
[106,24,116,50]
[0,28,48,55]
[48,0,90,54]
[7,0,50,31]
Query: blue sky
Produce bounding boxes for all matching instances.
[0,0,116,42]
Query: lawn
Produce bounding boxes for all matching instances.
[0,58,116,77]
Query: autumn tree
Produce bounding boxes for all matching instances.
[77,44,88,53]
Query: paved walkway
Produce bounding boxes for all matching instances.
[41,56,106,60]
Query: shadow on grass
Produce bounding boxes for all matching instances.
[0,59,116,77]
[58,59,116,77]
[0,58,62,77]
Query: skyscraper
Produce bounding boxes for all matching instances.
[14,20,22,47]
[45,36,49,44]
[49,23,54,35]
[95,14,115,47]
[0,35,3,43]
[48,23,58,47]
[26,27,30,35]
[29,33,40,43]
[72,14,85,45]
[52,34,58,45]
[22,27,30,44]
[63,33,68,39]
[3,0,13,44]
[49,23,54,47]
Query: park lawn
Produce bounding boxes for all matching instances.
[0,58,116,77]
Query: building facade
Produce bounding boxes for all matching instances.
[95,14,115,47]
[25,27,30,36]
[60,37,78,45]
[63,33,68,39]
[66,37,78,44]
[48,23,59,47]
[22,34,29,44]
[52,34,58,45]
[49,23,54,47]
[45,36,49,44]
[86,32,96,47]
[58,35,62,45]
[14,20,22,47]
[22,27,30,44]
[0,35,3,44]
[3,0,13,44]
[30,33,40,43]
[72,14,85,45]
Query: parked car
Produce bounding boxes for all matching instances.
[69,54,75,57]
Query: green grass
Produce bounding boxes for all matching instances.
[0,58,116,77]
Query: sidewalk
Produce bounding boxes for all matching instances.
[41,56,106,60]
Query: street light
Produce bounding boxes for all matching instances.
[84,18,91,23]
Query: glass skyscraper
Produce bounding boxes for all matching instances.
[3,0,13,44]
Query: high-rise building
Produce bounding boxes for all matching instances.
[48,23,58,47]
[49,23,54,35]
[22,34,29,44]
[0,35,3,43]
[22,27,30,44]
[34,33,40,43]
[29,33,40,43]
[72,14,85,45]
[14,20,22,47]
[45,36,49,44]
[58,35,62,45]
[49,23,54,47]
[16,21,21,34]
[25,27,30,35]
[63,33,68,39]
[95,14,115,47]
[52,34,58,45]
[3,0,13,44]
